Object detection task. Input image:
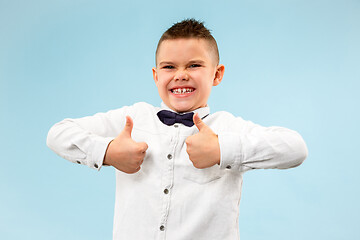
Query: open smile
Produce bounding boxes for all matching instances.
[170,87,195,95]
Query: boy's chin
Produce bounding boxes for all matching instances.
[168,102,201,113]
[166,103,189,113]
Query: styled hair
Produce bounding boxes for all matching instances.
[155,19,219,65]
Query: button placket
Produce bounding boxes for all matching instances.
[159,126,179,236]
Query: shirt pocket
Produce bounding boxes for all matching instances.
[182,165,226,184]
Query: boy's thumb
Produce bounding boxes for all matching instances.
[193,113,206,131]
[122,116,133,137]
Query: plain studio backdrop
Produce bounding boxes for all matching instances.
[1,0,359,239]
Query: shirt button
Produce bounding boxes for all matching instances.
[174,124,179,128]
[167,154,172,160]
[164,189,169,194]
[226,165,232,169]
[160,225,165,231]
[94,163,99,168]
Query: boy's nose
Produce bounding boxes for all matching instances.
[174,70,189,81]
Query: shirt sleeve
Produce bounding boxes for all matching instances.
[46,105,134,170]
[217,117,308,172]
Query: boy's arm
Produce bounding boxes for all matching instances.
[46,107,130,170]
[217,117,308,172]
[186,113,307,171]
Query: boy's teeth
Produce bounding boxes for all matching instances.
[172,88,194,94]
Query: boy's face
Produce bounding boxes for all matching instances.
[153,38,224,113]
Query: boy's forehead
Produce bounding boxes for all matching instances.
[156,38,217,65]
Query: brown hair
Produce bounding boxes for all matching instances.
[155,19,219,65]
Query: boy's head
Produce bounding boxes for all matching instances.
[153,19,225,113]
[155,19,219,66]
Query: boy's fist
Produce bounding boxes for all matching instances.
[185,113,220,169]
[103,116,148,173]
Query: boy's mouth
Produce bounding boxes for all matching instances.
[170,87,195,95]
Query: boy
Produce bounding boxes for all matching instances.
[47,19,308,240]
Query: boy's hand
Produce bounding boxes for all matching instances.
[103,116,148,174]
[185,113,220,169]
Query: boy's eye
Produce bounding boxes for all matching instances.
[189,64,201,68]
[163,65,174,69]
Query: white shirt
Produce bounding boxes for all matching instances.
[47,102,308,240]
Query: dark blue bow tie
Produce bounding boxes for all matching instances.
[157,110,195,127]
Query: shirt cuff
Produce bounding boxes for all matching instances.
[217,133,243,171]
[87,136,114,171]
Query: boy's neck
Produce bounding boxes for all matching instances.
[160,102,210,117]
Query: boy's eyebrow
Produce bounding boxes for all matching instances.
[159,60,206,66]
[188,60,205,64]
[159,61,175,66]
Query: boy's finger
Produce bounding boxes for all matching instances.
[138,142,148,153]
[193,113,207,131]
[122,116,133,137]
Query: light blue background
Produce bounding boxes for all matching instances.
[1,0,359,239]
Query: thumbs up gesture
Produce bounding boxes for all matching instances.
[185,113,221,169]
[103,116,148,173]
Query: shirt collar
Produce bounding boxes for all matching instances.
[160,102,210,120]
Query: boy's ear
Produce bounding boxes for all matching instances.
[213,64,225,86]
[152,67,158,85]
